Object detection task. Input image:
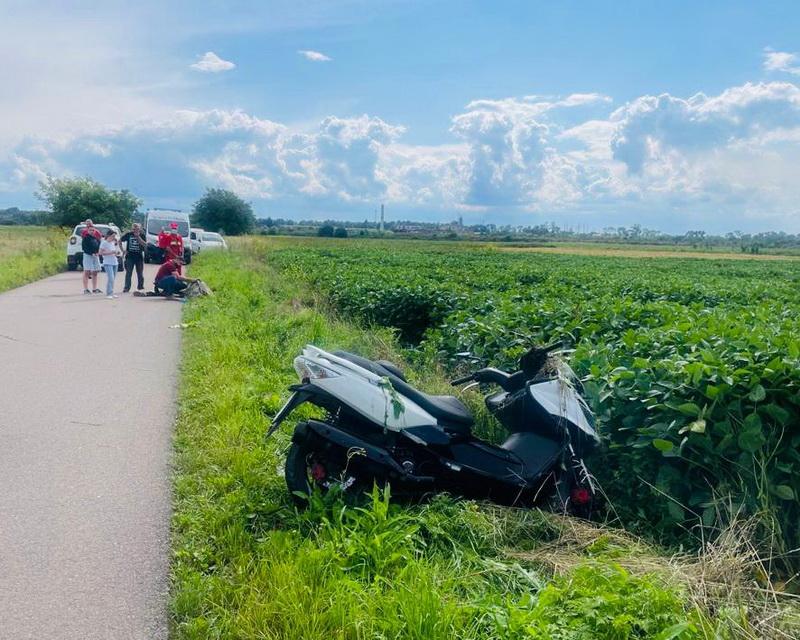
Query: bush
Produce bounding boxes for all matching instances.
[333,227,348,238]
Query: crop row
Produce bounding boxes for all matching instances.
[266,240,800,568]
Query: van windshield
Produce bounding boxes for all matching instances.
[147,219,189,236]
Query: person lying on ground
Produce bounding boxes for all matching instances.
[81,219,102,294]
[153,256,197,299]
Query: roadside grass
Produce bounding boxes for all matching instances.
[0,226,66,292]
[171,249,797,639]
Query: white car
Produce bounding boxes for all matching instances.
[66,223,121,271]
[201,232,227,250]
[190,228,205,254]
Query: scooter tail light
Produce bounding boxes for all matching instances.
[293,356,341,381]
[571,487,591,506]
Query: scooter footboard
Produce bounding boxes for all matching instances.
[500,432,563,480]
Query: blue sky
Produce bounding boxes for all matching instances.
[2,0,800,232]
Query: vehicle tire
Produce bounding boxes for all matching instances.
[184,251,192,265]
[285,442,313,506]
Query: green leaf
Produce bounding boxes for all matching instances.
[764,403,790,426]
[748,384,766,402]
[653,439,674,453]
[679,419,706,434]
[676,402,701,417]
[738,413,765,453]
[774,485,795,501]
[655,622,694,640]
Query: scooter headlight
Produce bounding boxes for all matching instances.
[293,356,341,382]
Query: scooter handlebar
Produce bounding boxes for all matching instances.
[450,373,475,386]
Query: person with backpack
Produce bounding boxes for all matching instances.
[81,219,102,294]
[120,222,146,292]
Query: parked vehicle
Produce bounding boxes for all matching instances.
[268,344,600,515]
[66,223,121,271]
[200,231,227,251]
[190,228,205,254]
[143,209,192,264]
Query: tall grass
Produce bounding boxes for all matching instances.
[0,225,66,292]
[171,249,798,639]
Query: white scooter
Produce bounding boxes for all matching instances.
[268,344,600,513]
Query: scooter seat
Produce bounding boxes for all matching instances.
[333,351,474,429]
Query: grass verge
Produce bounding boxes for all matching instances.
[0,226,67,293]
[171,248,798,639]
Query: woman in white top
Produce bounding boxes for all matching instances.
[98,230,120,299]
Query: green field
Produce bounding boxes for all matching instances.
[263,237,800,562]
[0,226,67,293]
[172,240,800,639]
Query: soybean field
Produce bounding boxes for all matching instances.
[262,237,800,568]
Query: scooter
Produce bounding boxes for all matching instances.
[267,344,600,514]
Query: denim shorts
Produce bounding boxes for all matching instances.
[82,253,101,272]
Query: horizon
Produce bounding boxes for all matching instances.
[2,1,800,233]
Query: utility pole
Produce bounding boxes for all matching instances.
[380,204,385,233]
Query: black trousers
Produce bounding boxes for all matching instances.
[124,253,145,290]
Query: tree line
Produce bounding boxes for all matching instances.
[1,177,256,235]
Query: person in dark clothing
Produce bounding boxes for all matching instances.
[153,256,197,298]
[120,222,146,292]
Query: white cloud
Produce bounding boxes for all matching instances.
[298,49,332,62]
[4,80,800,231]
[190,51,236,73]
[763,49,800,75]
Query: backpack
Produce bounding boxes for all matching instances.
[184,280,213,299]
[82,233,100,255]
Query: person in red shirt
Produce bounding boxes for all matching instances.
[157,226,172,262]
[153,256,196,298]
[157,223,184,262]
[167,222,184,260]
[80,219,103,293]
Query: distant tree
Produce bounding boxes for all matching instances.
[318,224,335,237]
[36,176,140,228]
[333,227,348,238]
[192,188,256,235]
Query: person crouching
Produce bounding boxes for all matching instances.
[153,255,196,299]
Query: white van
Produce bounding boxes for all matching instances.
[190,228,205,254]
[143,209,192,263]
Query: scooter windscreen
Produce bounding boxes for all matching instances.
[528,379,600,449]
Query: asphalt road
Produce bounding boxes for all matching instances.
[0,265,181,639]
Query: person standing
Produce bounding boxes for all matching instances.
[157,225,171,262]
[166,222,184,261]
[120,223,146,292]
[81,219,102,294]
[98,229,120,299]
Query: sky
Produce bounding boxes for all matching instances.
[2,1,800,233]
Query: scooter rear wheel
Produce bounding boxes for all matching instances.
[285,442,313,506]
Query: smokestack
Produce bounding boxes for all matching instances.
[380,204,385,233]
